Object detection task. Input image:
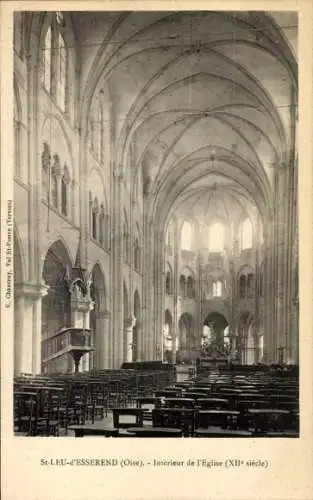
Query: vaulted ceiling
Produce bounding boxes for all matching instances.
[73,11,298,226]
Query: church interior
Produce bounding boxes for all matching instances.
[13,11,299,437]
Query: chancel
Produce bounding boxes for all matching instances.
[13,11,299,437]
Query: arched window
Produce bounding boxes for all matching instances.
[57,32,67,111]
[242,218,252,250]
[179,275,186,298]
[209,222,224,253]
[42,25,52,93]
[181,221,192,251]
[213,280,222,297]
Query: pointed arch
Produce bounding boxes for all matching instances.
[89,263,107,369]
[41,240,72,349]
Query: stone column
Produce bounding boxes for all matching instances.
[253,210,260,360]
[196,252,203,352]
[122,315,134,363]
[263,220,275,363]
[142,210,154,361]
[111,171,124,368]
[171,219,180,364]
[274,166,289,362]
[228,259,237,345]
[14,294,25,374]
[96,310,111,369]
[154,225,165,361]
[27,53,43,301]
[14,282,49,374]
[32,297,43,374]
[126,326,133,362]
[134,320,142,361]
[136,323,142,363]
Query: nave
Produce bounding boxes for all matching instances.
[12,10,299,438]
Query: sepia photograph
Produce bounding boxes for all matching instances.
[11,9,300,440]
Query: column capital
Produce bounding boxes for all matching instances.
[15,281,49,299]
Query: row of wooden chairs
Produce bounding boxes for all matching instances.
[14,367,176,436]
[70,403,297,437]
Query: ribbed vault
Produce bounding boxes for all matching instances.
[77,11,297,226]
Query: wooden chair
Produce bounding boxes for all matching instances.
[198,410,240,430]
[247,408,290,434]
[152,408,198,437]
[164,398,195,409]
[136,397,160,421]
[112,408,144,429]
[196,398,230,410]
